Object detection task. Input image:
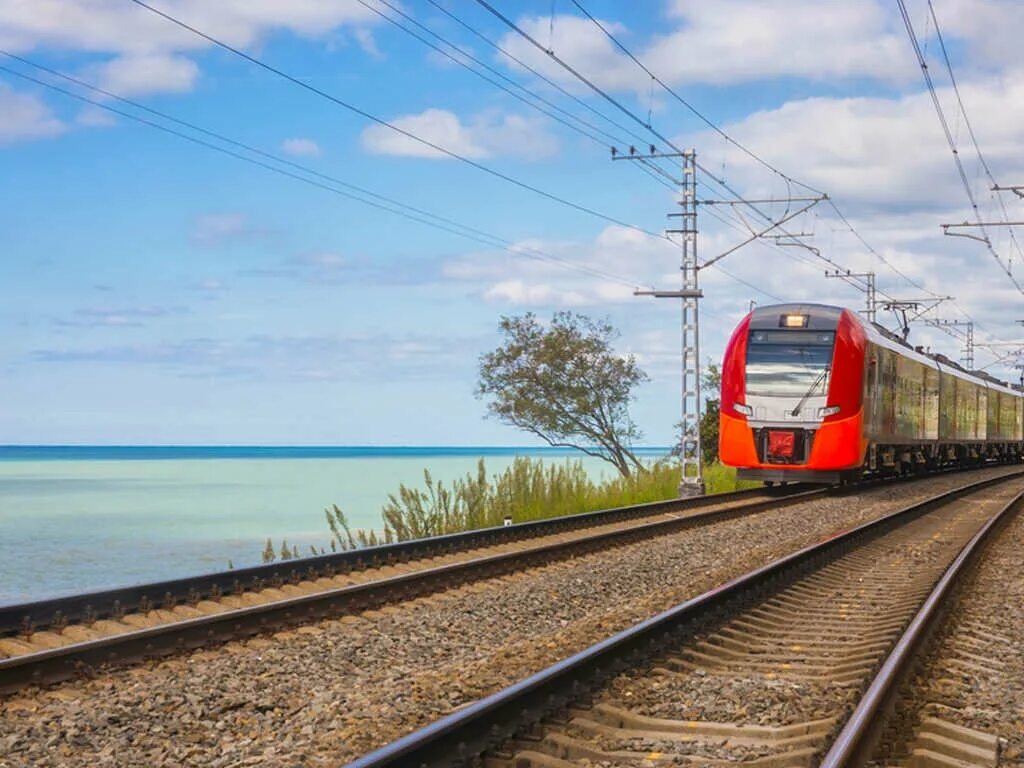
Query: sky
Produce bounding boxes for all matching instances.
[2,0,1024,446]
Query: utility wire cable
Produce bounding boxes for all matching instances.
[472,0,824,266]
[127,0,778,303]
[359,0,683,201]
[568,0,824,196]
[355,0,612,148]
[569,0,978,312]
[0,58,645,289]
[474,0,873,313]
[895,0,1024,295]
[926,0,1024,270]
[126,0,669,242]
[422,0,655,150]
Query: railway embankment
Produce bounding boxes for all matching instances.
[2,467,1020,768]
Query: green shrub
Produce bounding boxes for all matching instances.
[326,457,758,546]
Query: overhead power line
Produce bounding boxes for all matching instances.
[895,0,1024,296]
[126,0,789,306]
[561,0,1011,365]
[565,0,998,333]
[471,0,819,257]
[354,0,613,148]
[927,0,1024,274]
[356,0,689,207]
[421,0,654,150]
[566,0,824,197]
[474,0,921,309]
[0,55,645,290]
[126,0,668,243]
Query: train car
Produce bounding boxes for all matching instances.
[719,303,1024,484]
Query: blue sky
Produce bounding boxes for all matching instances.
[3,0,1024,445]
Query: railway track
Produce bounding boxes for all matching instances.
[0,483,827,693]
[345,470,1024,768]
[860,487,1024,768]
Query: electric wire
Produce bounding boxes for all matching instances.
[357,0,687,210]
[0,57,645,290]
[422,0,655,150]
[560,0,1007,367]
[926,0,1024,272]
[567,0,824,196]
[354,0,612,148]
[566,0,992,330]
[126,0,669,243]
[895,0,1024,295]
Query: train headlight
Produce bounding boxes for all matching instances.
[780,314,809,328]
[817,405,841,418]
[733,403,753,416]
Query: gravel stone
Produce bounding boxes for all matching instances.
[870,486,1024,765]
[0,467,1020,768]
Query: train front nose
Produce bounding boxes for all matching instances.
[720,304,866,483]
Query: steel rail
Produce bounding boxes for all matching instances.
[2,462,996,638]
[0,484,797,637]
[819,487,1024,767]
[0,485,828,694]
[342,470,1024,768]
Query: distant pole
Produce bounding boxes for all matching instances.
[930,319,975,369]
[824,269,876,323]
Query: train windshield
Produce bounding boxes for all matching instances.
[746,330,835,397]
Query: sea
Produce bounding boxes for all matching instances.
[0,446,669,606]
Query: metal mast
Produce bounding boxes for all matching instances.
[626,149,704,495]
[824,270,877,323]
[930,319,975,369]
[675,150,703,496]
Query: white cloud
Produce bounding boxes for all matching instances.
[0,83,65,144]
[483,281,590,306]
[361,108,489,159]
[281,137,322,157]
[74,105,116,128]
[360,108,557,160]
[441,225,674,308]
[692,73,1024,211]
[497,4,911,94]
[918,0,1024,71]
[94,53,198,97]
[192,212,272,246]
[353,28,382,60]
[0,0,380,54]
[0,0,381,96]
[649,0,910,86]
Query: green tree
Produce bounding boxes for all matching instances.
[477,312,649,478]
[700,362,722,466]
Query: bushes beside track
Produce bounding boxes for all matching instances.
[319,458,757,550]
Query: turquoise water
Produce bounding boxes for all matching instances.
[0,447,668,605]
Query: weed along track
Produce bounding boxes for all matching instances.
[346,472,1024,768]
[0,484,822,693]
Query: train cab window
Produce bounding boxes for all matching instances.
[746,330,835,397]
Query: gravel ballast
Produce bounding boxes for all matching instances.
[871,486,1024,765]
[1,467,1021,768]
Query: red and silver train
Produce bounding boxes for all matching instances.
[719,303,1024,484]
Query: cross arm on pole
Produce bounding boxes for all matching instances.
[699,196,826,270]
